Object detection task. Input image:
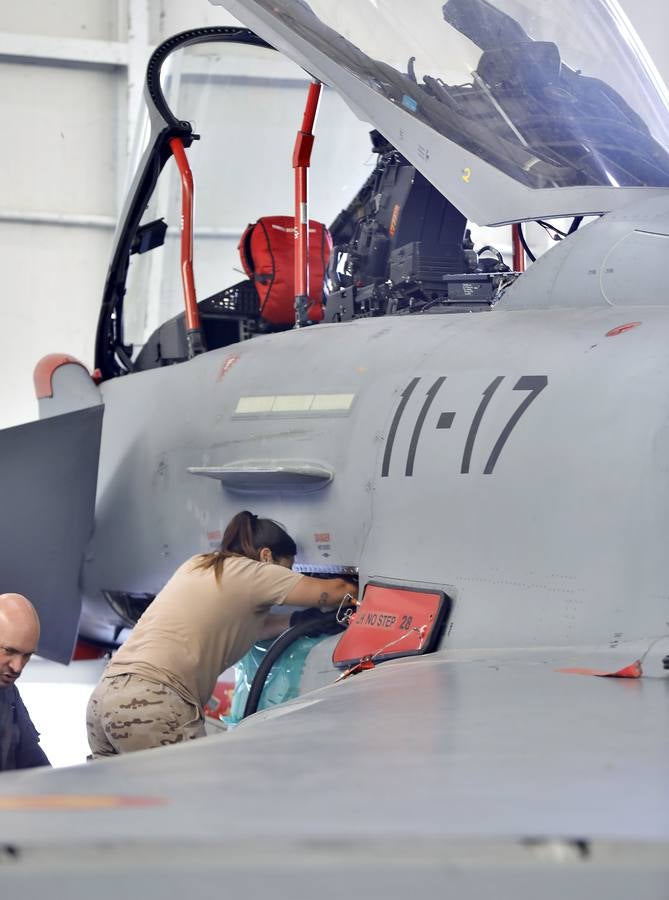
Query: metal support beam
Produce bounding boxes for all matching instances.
[0,209,245,238]
[0,29,309,79]
[0,210,117,230]
[0,31,128,69]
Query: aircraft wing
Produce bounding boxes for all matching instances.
[0,406,103,663]
[0,649,666,895]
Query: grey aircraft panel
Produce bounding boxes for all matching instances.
[0,406,103,663]
[1,848,668,900]
[81,301,669,650]
[0,651,667,896]
[503,193,669,310]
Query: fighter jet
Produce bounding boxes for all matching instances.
[0,1,667,896]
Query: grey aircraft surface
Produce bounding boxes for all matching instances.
[0,0,668,896]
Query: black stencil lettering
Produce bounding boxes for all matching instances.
[405,377,446,476]
[483,375,548,474]
[381,377,420,477]
[461,377,504,474]
[436,412,455,429]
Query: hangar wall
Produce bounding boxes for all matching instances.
[0,0,667,429]
[0,0,375,428]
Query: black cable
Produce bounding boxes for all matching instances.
[536,220,567,240]
[568,215,584,234]
[516,222,536,262]
[242,611,344,719]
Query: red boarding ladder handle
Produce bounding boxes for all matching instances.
[293,79,323,327]
[169,137,206,357]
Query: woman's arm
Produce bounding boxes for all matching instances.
[285,576,358,609]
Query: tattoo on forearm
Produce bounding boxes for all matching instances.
[319,591,330,609]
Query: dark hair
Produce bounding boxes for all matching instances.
[196,510,297,581]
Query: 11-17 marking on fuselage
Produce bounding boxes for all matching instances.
[483,375,548,474]
[405,377,447,476]
[381,377,420,477]
[461,376,504,474]
[382,375,548,477]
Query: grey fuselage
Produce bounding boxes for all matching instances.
[80,196,669,654]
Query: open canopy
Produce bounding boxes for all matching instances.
[213,0,669,224]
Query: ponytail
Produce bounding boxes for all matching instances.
[223,510,258,560]
[196,510,297,580]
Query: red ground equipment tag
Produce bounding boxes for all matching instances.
[332,582,450,668]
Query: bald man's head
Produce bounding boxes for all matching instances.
[0,594,40,687]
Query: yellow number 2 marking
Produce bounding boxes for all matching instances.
[462,167,472,183]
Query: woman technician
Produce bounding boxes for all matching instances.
[86,510,357,757]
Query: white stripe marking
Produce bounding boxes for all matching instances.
[234,393,355,414]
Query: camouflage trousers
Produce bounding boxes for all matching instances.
[86,673,205,758]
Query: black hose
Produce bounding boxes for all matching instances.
[536,219,567,239]
[242,611,343,719]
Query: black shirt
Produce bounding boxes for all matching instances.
[0,684,50,771]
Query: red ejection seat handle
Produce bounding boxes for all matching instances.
[169,137,206,357]
[293,79,322,327]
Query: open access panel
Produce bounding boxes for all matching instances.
[332,581,451,668]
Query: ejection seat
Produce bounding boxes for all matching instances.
[133,215,332,372]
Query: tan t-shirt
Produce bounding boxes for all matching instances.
[104,555,303,710]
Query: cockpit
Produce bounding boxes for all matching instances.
[97,0,669,379]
